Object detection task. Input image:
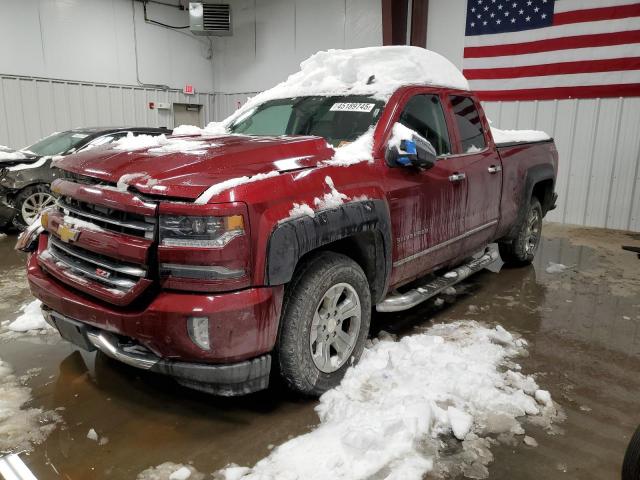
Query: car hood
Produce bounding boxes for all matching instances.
[0,153,40,167]
[55,135,335,200]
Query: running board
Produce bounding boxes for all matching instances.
[376,249,500,313]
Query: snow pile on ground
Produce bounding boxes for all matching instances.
[313,176,348,210]
[217,321,560,480]
[491,127,550,145]
[546,262,569,274]
[195,171,280,205]
[7,300,52,332]
[228,46,469,125]
[0,358,60,452]
[137,462,204,480]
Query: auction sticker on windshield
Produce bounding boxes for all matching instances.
[329,103,376,112]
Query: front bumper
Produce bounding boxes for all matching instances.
[43,309,271,395]
[27,247,284,395]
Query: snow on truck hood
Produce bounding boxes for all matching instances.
[55,134,334,201]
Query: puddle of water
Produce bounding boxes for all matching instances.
[0,225,638,479]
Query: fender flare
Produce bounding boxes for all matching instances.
[507,163,555,239]
[265,199,392,304]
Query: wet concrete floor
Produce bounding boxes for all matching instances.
[0,223,639,479]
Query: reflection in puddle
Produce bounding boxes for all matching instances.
[0,225,638,479]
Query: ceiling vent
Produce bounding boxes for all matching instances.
[189,2,232,36]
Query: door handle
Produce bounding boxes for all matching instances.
[449,172,466,182]
[488,165,502,173]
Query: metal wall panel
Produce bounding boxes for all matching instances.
[483,98,640,232]
[0,75,216,147]
[213,92,258,121]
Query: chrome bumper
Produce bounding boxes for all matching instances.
[44,308,272,396]
[87,330,158,370]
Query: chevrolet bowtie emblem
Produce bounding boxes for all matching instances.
[58,224,80,243]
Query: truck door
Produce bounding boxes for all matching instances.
[446,95,502,255]
[385,92,469,286]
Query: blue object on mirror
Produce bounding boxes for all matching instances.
[403,140,417,155]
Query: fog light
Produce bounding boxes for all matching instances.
[187,316,210,350]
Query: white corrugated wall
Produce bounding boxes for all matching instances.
[482,98,640,232]
[0,75,216,148]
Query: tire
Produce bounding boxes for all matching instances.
[623,425,640,480]
[277,251,371,396]
[499,197,543,266]
[12,184,56,230]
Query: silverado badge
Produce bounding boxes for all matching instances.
[58,224,80,243]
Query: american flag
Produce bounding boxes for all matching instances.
[463,0,640,100]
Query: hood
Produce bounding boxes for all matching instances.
[55,135,335,200]
[0,152,39,167]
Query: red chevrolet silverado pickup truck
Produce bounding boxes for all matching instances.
[21,47,558,396]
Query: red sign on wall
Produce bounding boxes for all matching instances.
[183,84,195,95]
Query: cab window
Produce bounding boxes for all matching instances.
[398,94,451,156]
[449,96,486,153]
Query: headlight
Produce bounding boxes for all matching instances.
[159,214,244,247]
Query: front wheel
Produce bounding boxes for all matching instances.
[13,184,56,230]
[277,251,371,396]
[623,425,640,480]
[499,197,543,266]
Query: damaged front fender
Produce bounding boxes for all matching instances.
[265,199,392,304]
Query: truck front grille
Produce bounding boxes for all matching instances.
[48,237,146,295]
[58,196,155,239]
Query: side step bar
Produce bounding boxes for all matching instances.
[0,454,37,480]
[376,248,500,312]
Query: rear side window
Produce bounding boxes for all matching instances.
[449,96,486,153]
[398,94,451,156]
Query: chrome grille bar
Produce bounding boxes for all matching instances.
[48,243,138,290]
[50,237,146,277]
[57,199,155,234]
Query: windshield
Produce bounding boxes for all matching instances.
[228,96,385,147]
[25,131,91,156]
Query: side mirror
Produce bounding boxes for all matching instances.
[387,135,437,170]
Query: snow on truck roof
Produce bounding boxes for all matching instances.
[236,46,471,114]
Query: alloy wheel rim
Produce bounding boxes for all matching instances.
[309,282,361,373]
[525,208,541,255]
[22,192,56,225]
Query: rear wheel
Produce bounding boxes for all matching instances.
[277,251,371,396]
[499,197,542,266]
[13,184,56,230]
